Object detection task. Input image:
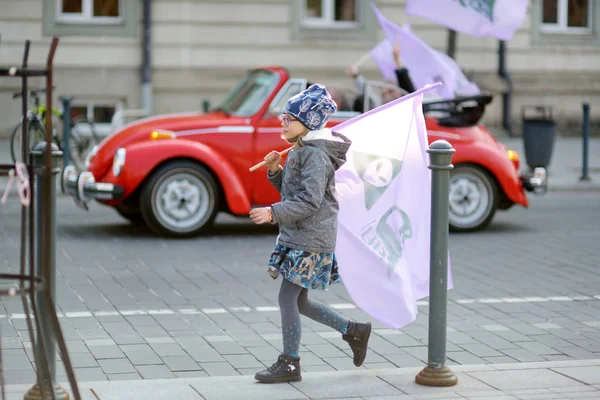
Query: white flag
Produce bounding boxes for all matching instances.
[400,25,480,99]
[333,84,453,329]
[406,0,529,40]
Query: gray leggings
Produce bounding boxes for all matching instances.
[278,278,350,357]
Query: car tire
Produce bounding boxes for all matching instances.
[140,160,219,237]
[448,164,498,232]
[115,204,145,225]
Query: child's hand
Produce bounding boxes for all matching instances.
[264,151,282,173]
[250,207,272,224]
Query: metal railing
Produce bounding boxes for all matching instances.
[0,37,82,400]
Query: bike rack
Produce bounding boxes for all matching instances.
[0,38,82,400]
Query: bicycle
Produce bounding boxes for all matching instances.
[10,88,101,171]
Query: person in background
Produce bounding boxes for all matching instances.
[346,42,416,112]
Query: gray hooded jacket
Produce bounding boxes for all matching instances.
[268,129,352,253]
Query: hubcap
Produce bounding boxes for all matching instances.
[154,173,211,231]
[448,172,490,227]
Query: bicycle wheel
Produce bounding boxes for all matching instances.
[10,120,46,164]
[68,118,98,171]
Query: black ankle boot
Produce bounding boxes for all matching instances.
[255,354,301,383]
[342,321,371,367]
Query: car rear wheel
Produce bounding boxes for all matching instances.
[140,161,219,237]
[448,164,498,232]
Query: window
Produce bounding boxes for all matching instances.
[303,0,359,27]
[541,0,592,33]
[267,80,308,116]
[57,0,122,24]
[43,0,137,37]
[216,70,280,117]
[290,0,376,42]
[70,101,122,137]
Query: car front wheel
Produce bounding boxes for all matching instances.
[448,164,498,232]
[140,161,219,237]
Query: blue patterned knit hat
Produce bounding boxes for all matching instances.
[282,84,337,131]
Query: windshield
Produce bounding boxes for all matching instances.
[216,70,280,117]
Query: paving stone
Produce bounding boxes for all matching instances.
[186,346,226,363]
[2,368,37,385]
[304,343,348,358]
[199,361,241,376]
[192,377,305,400]
[323,356,367,371]
[111,334,146,345]
[97,358,137,374]
[161,355,201,372]
[516,341,562,356]
[135,364,176,379]
[555,346,600,359]
[293,373,400,398]
[447,351,488,365]
[223,354,264,369]
[71,366,109,381]
[383,352,426,368]
[551,366,600,385]
[468,368,583,390]
[91,381,204,399]
[70,352,99,368]
[148,343,187,357]
[482,356,520,364]
[498,349,546,362]
[107,372,143,381]
[459,343,504,358]
[88,345,126,359]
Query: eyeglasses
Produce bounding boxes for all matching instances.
[281,116,297,127]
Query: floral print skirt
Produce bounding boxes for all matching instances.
[267,245,341,291]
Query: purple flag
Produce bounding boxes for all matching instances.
[369,40,397,82]
[399,24,479,99]
[333,84,453,329]
[406,0,529,40]
[370,2,402,42]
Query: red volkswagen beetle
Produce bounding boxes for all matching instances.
[62,67,547,237]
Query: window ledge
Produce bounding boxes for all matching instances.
[43,0,138,37]
[290,0,377,43]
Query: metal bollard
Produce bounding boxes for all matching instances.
[415,140,458,387]
[24,142,69,400]
[580,103,591,181]
[60,96,73,168]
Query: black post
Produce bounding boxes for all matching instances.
[446,30,457,59]
[580,103,591,181]
[498,41,513,137]
[415,140,458,387]
[141,0,152,115]
[60,96,73,167]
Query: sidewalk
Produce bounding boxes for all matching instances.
[3,359,600,399]
[1,137,599,196]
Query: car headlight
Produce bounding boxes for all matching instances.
[113,148,126,177]
[85,145,99,169]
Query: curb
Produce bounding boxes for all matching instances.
[3,359,600,398]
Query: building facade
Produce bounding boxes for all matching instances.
[1,0,599,139]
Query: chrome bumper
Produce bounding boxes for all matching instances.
[61,165,124,210]
[520,167,548,194]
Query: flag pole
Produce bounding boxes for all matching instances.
[353,51,372,68]
[415,140,458,387]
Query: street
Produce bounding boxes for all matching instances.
[0,190,599,386]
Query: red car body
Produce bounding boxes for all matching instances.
[62,66,546,237]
